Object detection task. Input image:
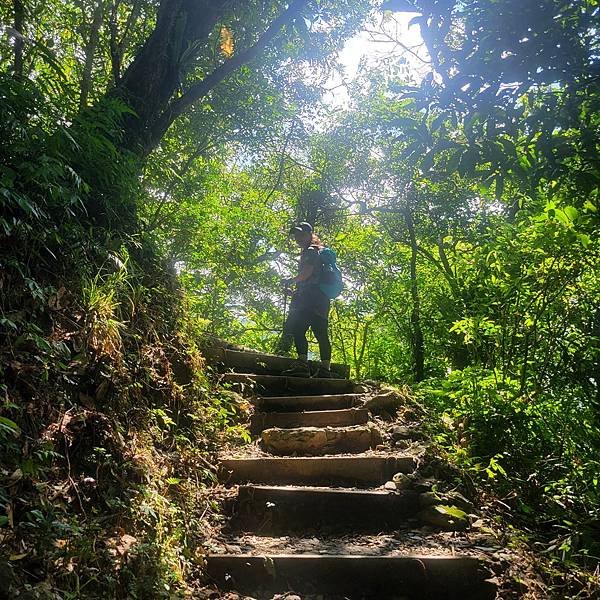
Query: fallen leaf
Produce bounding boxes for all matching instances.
[116,534,137,556]
[220,26,234,58]
[9,553,28,561]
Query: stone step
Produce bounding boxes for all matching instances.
[250,407,368,432]
[254,393,361,412]
[221,373,355,397]
[261,424,382,456]
[204,346,351,378]
[219,455,417,486]
[230,485,420,533]
[206,554,497,599]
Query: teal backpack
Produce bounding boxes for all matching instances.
[318,247,344,299]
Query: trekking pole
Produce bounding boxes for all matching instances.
[274,286,290,355]
[282,287,289,334]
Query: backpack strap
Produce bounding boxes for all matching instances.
[318,247,336,266]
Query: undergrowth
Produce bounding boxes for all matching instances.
[0,75,249,599]
[413,369,600,599]
[0,256,249,598]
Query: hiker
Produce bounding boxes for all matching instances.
[279,222,333,378]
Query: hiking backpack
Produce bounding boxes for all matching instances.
[318,247,344,299]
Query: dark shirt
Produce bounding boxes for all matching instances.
[292,245,330,318]
[296,245,322,290]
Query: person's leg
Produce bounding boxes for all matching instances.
[310,313,332,371]
[281,307,312,376]
[292,309,311,361]
[275,333,294,355]
[277,291,303,354]
[275,310,296,355]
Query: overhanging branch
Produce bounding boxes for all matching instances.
[149,0,307,145]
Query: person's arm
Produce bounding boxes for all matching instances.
[287,262,314,284]
[284,247,319,286]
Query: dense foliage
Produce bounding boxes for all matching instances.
[1,0,598,597]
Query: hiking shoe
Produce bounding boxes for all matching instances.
[312,366,333,379]
[282,361,311,377]
[274,334,294,357]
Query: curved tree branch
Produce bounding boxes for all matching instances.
[148,0,307,148]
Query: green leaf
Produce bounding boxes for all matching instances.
[421,148,436,172]
[553,209,570,226]
[0,318,18,332]
[430,113,447,132]
[399,140,422,159]
[0,416,20,435]
[446,149,461,172]
[458,147,478,177]
[436,505,468,520]
[495,174,504,200]
[577,233,591,247]
[390,117,420,132]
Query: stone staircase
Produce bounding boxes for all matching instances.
[204,345,499,599]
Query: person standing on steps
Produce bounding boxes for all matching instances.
[277,222,332,378]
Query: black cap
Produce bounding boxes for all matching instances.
[289,222,313,235]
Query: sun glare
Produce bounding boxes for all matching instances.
[322,10,431,107]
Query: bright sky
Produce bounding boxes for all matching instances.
[323,10,431,106]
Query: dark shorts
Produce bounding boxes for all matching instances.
[290,285,330,319]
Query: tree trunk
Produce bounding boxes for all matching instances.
[80,0,104,110]
[71,0,306,226]
[333,304,349,367]
[13,0,25,77]
[108,0,306,157]
[404,205,425,382]
[108,0,142,84]
[356,319,371,381]
[109,0,224,154]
